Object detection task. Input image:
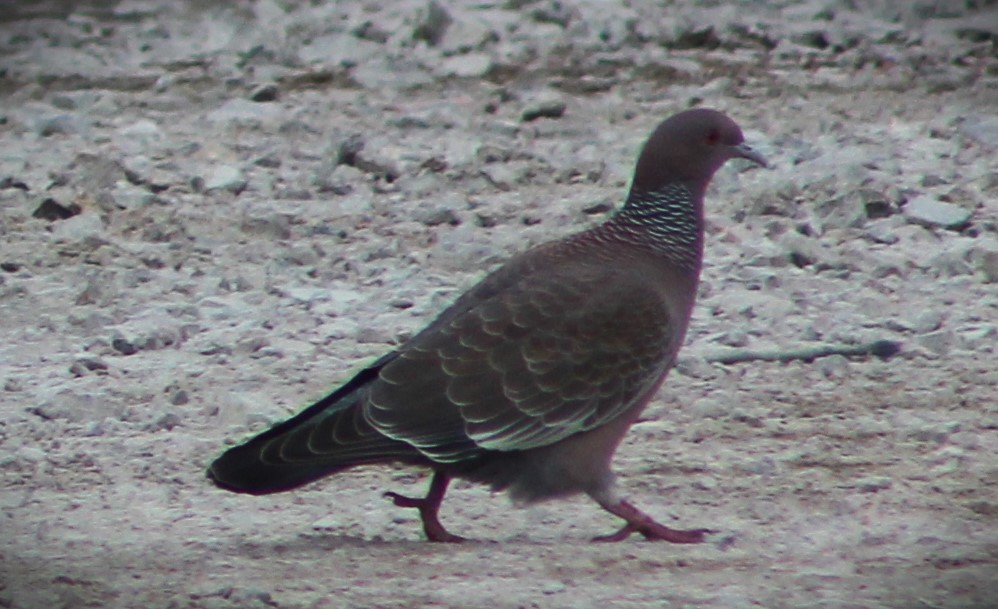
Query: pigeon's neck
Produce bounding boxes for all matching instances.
[602,183,705,272]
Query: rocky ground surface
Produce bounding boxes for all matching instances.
[1,1,996,608]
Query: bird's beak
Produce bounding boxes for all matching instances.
[731,143,768,168]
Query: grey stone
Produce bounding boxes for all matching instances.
[967,240,998,284]
[958,115,998,149]
[814,192,868,231]
[29,389,123,423]
[116,119,165,152]
[52,213,106,242]
[856,476,893,493]
[903,195,971,230]
[413,0,453,46]
[206,98,284,126]
[818,354,850,379]
[111,184,155,209]
[911,310,944,334]
[522,96,567,122]
[249,83,279,102]
[917,329,955,355]
[779,232,845,270]
[204,165,247,194]
[35,114,82,137]
[437,53,493,78]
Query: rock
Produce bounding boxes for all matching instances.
[52,213,106,242]
[911,310,944,334]
[903,195,971,230]
[414,206,461,226]
[111,184,155,209]
[32,198,81,221]
[818,354,850,379]
[864,217,902,244]
[35,114,81,137]
[917,329,955,355]
[522,95,567,122]
[437,53,493,78]
[814,192,869,231]
[780,232,845,270]
[249,83,279,102]
[206,98,283,126]
[413,0,452,46]
[203,165,247,194]
[967,239,998,283]
[116,119,165,154]
[29,389,123,423]
[958,115,998,149]
[112,337,139,356]
[240,214,291,239]
[856,476,893,492]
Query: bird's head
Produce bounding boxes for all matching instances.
[631,108,767,198]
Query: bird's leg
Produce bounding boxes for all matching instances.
[384,470,464,543]
[593,497,710,543]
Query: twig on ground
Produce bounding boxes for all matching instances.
[705,339,901,366]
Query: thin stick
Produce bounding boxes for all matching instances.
[705,339,901,366]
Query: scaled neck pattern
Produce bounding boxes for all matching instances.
[604,182,704,272]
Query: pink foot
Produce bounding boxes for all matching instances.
[384,472,465,543]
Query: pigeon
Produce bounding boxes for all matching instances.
[208,108,767,543]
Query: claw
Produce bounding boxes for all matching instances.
[594,498,708,544]
[384,472,465,542]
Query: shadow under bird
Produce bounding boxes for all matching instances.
[208,108,768,543]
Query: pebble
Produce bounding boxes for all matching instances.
[911,310,944,334]
[413,0,453,46]
[249,83,279,102]
[34,114,82,137]
[521,95,567,122]
[52,212,106,242]
[203,165,247,194]
[32,198,81,221]
[856,476,893,493]
[437,53,493,78]
[902,195,972,230]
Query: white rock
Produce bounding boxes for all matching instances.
[903,195,971,229]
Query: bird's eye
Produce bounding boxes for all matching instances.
[706,129,721,145]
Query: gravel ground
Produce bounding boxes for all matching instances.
[1,1,996,608]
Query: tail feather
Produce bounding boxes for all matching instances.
[207,353,422,494]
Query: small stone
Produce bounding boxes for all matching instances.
[969,246,998,283]
[52,212,105,242]
[917,330,955,355]
[903,195,971,230]
[814,193,867,230]
[250,83,279,102]
[415,207,461,226]
[35,114,81,136]
[522,96,567,122]
[958,115,998,149]
[856,476,892,492]
[147,412,182,432]
[413,0,452,46]
[112,337,139,356]
[911,310,944,334]
[111,184,154,209]
[818,354,849,379]
[859,189,894,219]
[437,53,493,78]
[32,198,81,221]
[204,165,247,194]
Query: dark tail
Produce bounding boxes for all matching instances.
[207,353,420,495]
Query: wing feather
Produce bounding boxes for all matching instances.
[363,259,681,461]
